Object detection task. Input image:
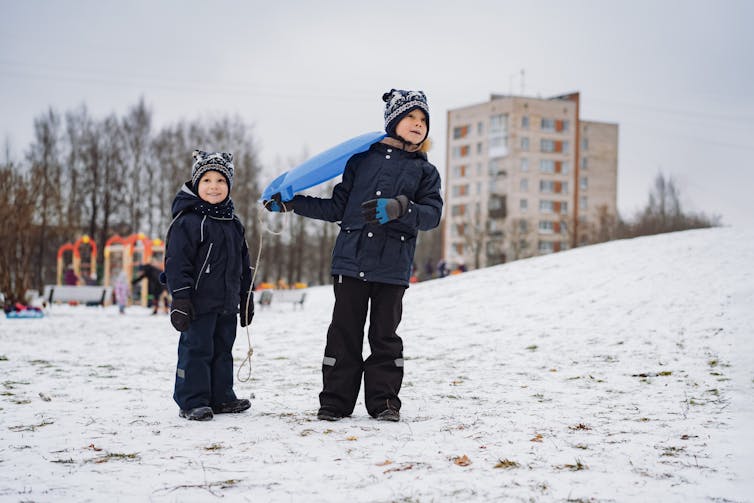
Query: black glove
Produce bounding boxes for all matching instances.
[170,298,194,332]
[361,195,409,225]
[263,192,295,213]
[240,292,255,327]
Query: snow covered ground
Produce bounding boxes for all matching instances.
[1,227,753,502]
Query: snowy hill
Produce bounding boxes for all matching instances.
[1,227,752,502]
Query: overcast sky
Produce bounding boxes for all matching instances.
[2,0,752,227]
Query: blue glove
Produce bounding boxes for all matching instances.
[263,192,294,213]
[361,195,409,225]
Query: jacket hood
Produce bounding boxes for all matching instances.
[171,182,200,217]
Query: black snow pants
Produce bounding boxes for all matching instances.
[173,312,238,410]
[319,275,406,417]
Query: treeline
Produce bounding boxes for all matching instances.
[0,98,341,301]
[618,173,720,238]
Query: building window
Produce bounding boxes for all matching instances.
[520,198,528,212]
[452,145,470,158]
[521,116,529,129]
[582,138,589,150]
[476,181,482,195]
[490,114,508,133]
[477,122,484,136]
[454,243,464,255]
[558,120,570,132]
[539,180,554,193]
[453,125,469,139]
[520,178,528,192]
[539,200,553,213]
[540,159,555,173]
[476,163,483,176]
[579,196,588,210]
[451,204,467,217]
[538,220,554,233]
[563,141,570,153]
[477,142,483,154]
[541,118,555,132]
[561,201,568,214]
[452,165,468,178]
[538,240,554,253]
[561,182,569,194]
[562,161,570,175]
[521,137,529,151]
[520,158,529,172]
[580,177,588,190]
[581,157,588,170]
[452,184,470,197]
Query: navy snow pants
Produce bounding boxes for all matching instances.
[173,312,238,410]
[319,275,406,417]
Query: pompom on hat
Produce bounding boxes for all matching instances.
[191,150,234,190]
[382,89,430,142]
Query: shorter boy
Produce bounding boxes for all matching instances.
[164,150,255,421]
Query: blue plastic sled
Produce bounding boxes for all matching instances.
[5,310,44,319]
[261,131,386,203]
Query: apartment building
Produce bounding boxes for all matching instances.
[442,92,618,269]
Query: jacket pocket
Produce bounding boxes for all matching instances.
[333,226,362,260]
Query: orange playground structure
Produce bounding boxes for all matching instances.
[56,233,165,307]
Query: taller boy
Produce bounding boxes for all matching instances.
[266,89,443,421]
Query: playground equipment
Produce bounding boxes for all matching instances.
[54,233,164,308]
[56,235,98,286]
[103,233,164,307]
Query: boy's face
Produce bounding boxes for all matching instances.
[197,170,229,204]
[395,109,428,144]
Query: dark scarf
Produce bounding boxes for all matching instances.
[192,196,235,219]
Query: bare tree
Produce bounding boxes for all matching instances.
[122,97,153,235]
[27,108,64,290]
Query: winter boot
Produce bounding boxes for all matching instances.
[375,408,400,422]
[212,399,251,414]
[179,406,214,421]
[317,408,344,421]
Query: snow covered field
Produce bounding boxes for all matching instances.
[1,227,753,502]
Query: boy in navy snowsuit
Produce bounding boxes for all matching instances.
[165,150,255,421]
[265,90,443,422]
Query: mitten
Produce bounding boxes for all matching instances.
[263,192,295,213]
[361,195,409,225]
[240,292,255,327]
[170,298,194,332]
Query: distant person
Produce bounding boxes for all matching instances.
[63,265,78,286]
[113,269,130,314]
[423,258,434,279]
[264,89,443,422]
[164,150,254,422]
[437,259,448,278]
[131,260,167,315]
[457,260,467,273]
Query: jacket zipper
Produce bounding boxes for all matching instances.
[195,242,214,290]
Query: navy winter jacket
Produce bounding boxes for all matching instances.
[292,142,443,286]
[164,183,252,315]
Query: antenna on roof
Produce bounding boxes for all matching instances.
[520,68,525,96]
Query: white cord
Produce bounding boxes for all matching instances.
[236,201,292,382]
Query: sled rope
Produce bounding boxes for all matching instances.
[236,201,292,382]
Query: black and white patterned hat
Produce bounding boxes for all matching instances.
[383,89,430,141]
[191,150,234,190]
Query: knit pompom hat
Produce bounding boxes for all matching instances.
[191,150,234,190]
[383,89,430,142]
